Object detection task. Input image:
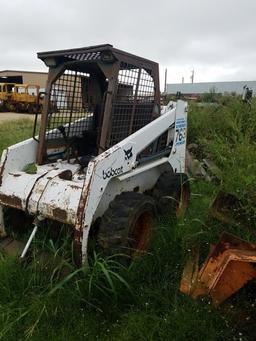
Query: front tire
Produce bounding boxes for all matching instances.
[153,172,190,219]
[97,192,156,259]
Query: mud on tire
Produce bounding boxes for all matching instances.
[153,172,190,219]
[97,192,156,259]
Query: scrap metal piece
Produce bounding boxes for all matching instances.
[180,249,199,295]
[202,158,222,181]
[185,150,206,179]
[187,143,199,152]
[209,258,256,305]
[180,232,256,305]
[211,191,246,226]
[0,205,7,237]
[0,237,26,256]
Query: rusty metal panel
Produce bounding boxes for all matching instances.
[211,191,246,227]
[37,177,83,225]
[0,172,47,210]
[210,259,256,305]
[0,238,25,256]
[27,166,80,215]
[180,232,256,306]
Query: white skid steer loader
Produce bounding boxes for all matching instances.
[0,44,189,265]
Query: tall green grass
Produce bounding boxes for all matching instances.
[189,97,256,227]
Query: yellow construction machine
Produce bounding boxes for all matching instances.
[10,84,43,114]
[0,83,15,111]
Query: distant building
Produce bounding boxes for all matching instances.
[0,70,47,89]
[166,81,256,96]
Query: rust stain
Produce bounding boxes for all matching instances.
[73,229,83,266]
[68,184,81,190]
[210,260,256,305]
[0,193,22,209]
[59,170,73,180]
[25,170,51,211]
[52,207,68,222]
[73,159,100,266]
[9,173,21,177]
[75,161,96,230]
[180,250,199,296]
[75,185,90,229]
[0,153,7,186]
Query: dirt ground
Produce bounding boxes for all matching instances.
[0,112,36,123]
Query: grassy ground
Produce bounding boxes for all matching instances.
[0,119,35,154]
[0,100,255,341]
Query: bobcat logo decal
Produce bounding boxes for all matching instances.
[124,147,133,160]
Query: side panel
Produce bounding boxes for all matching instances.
[94,163,170,220]
[0,138,38,183]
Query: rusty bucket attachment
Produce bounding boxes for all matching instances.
[180,232,256,305]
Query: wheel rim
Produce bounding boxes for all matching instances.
[132,211,153,256]
[176,184,189,219]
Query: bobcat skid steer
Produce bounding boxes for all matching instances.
[0,44,189,265]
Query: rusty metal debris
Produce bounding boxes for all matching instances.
[186,150,206,179]
[186,149,221,182]
[0,237,25,256]
[202,158,222,181]
[186,142,221,182]
[180,232,256,306]
[211,191,246,227]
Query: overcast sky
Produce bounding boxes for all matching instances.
[1,0,256,89]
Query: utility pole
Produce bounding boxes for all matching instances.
[164,68,167,93]
[182,77,184,84]
[191,69,194,84]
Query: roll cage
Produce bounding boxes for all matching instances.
[36,44,160,165]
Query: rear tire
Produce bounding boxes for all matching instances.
[97,192,155,259]
[153,172,190,219]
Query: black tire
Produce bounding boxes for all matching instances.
[153,172,190,219]
[38,104,43,114]
[97,192,156,259]
[28,104,33,114]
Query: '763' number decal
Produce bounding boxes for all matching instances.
[175,127,186,146]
